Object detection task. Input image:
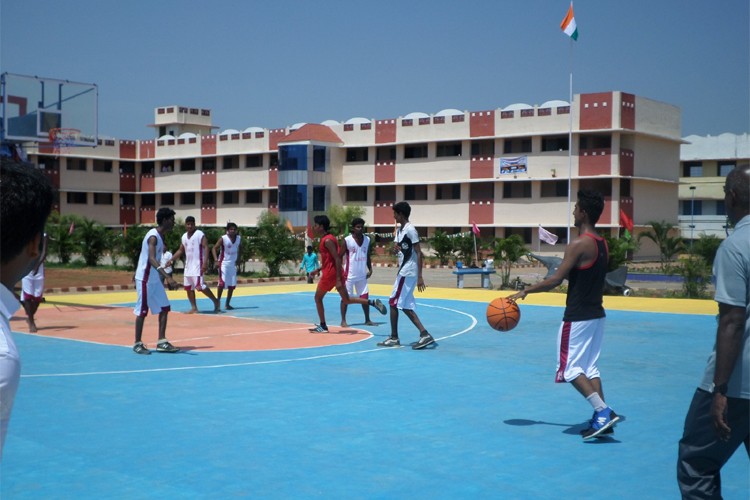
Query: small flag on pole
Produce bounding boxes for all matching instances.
[68,222,75,235]
[619,209,634,232]
[560,2,578,41]
[285,219,294,233]
[472,223,480,237]
[123,222,128,237]
[538,226,559,245]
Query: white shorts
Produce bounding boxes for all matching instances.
[21,267,45,302]
[218,264,237,288]
[183,275,209,291]
[555,317,605,383]
[389,275,417,311]
[134,279,171,317]
[344,276,369,298]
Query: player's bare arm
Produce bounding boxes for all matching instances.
[414,242,426,292]
[212,238,222,263]
[711,302,745,440]
[509,237,590,300]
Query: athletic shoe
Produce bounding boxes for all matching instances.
[309,324,329,333]
[156,341,180,353]
[133,342,151,355]
[377,337,401,347]
[373,299,387,315]
[581,407,620,440]
[225,304,235,310]
[412,333,435,350]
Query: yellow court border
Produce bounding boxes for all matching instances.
[42,283,717,316]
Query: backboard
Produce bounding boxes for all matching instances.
[1,72,97,146]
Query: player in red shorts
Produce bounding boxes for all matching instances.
[309,215,386,333]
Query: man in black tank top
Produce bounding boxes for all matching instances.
[510,190,621,440]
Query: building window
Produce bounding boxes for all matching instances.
[716,200,726,216]
[376,146,396,162]
[202,159,216,172]
[141,162,155,175]
[579,178,612,196]
[436,183,461,200]
[313,186,326,211]
[313,146,326,172]
[346,186,368,202]
[541,180,567,197]
[159,162,173,173]
[718,161,735,176]
[202,192,216,205]
[245,155,263,168]
[222,156,240,170]
[223,191,240,204]
[67,158,86,171]
[404,143,428,159]
[181,192,196,205]
[436,141,462,157]
[504,137,532,154]
[161,193,175,205]
[93,193,113,205]
[67,192,87,204]
[92,160,112,173]
[181,159,195,172]
[245,191,262,204]
[503,182,532,198]
[278,185,307,211]
[404,184,428,200]
[579,134,611,149]
[682,162,702,177]
[141,194,156,207]
[279,145,307,171]
[682,200,703,216]
[376,185,396,201]
[471,140,495,157]
[541,135,569,152]
[346,147,369,162]
[121,194,135,207]
[621,178,631,197]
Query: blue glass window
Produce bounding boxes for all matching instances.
[278,185,307,211]
[313,186,326,211]
[279,145,307,171]
[313,146,326,172]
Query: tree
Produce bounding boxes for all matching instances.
[75,217,109,266]
[453,233,478,265]
[427,230,455,265]
[327,205,366,237]
[45,212,78,264]
[638,221,685,272]
[604,230,639,272]
[121,225,149,271]
[691,234,722,267]
[249,211,303,276]
[490,235,527,288]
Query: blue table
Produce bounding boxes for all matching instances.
[452,268,496,288]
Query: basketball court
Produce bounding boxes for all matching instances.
[2,283,747,498]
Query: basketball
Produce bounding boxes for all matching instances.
[486,297,521,332]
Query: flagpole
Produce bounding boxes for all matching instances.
[566,38,573,245]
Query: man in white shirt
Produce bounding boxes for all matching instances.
[339,217,375,327]
[0,158,55,460]
[212,222,241,310]
[169,216,220,313]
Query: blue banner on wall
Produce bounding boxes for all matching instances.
[499,156,528,174]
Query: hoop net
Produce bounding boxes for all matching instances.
[49,128,81,156]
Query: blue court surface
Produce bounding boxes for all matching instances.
[2,290,748,499]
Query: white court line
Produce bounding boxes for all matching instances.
[21,302,477,378]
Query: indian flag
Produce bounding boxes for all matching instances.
[560,2,578,41]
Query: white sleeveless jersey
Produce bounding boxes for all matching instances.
[218,234,240,267]
[135,228,164,284]
[182,229,206,277]
[343,234,370,281]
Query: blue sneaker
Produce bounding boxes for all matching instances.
[581,407,620,440]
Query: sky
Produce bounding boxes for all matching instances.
[1,0,748,141]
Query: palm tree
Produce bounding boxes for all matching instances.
[637,221,685,272]
[76,217,108,266]
[490,235,527,288]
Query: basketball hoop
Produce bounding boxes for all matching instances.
[49,128,81,156]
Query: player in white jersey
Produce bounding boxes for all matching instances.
[169,216,220,313]
[212,222,241,310]
[339,218,375,327]
[21,233,47,333]
[132,207,180,355]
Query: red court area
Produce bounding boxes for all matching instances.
[10,303,371,351]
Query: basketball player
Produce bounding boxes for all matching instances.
[1,158,55,459]
[133,207,181,355]
[309,215,386,333]
[509,190,620,440]
[377,201,435,350]
[169,216,220,313]
[339,218,375,327]
[212,222,241,310]
[21,233,48,333]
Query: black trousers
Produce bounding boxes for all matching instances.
[677,388,749,499]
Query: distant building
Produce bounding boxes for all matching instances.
[679,133,750,241]
[26,91,682,258]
